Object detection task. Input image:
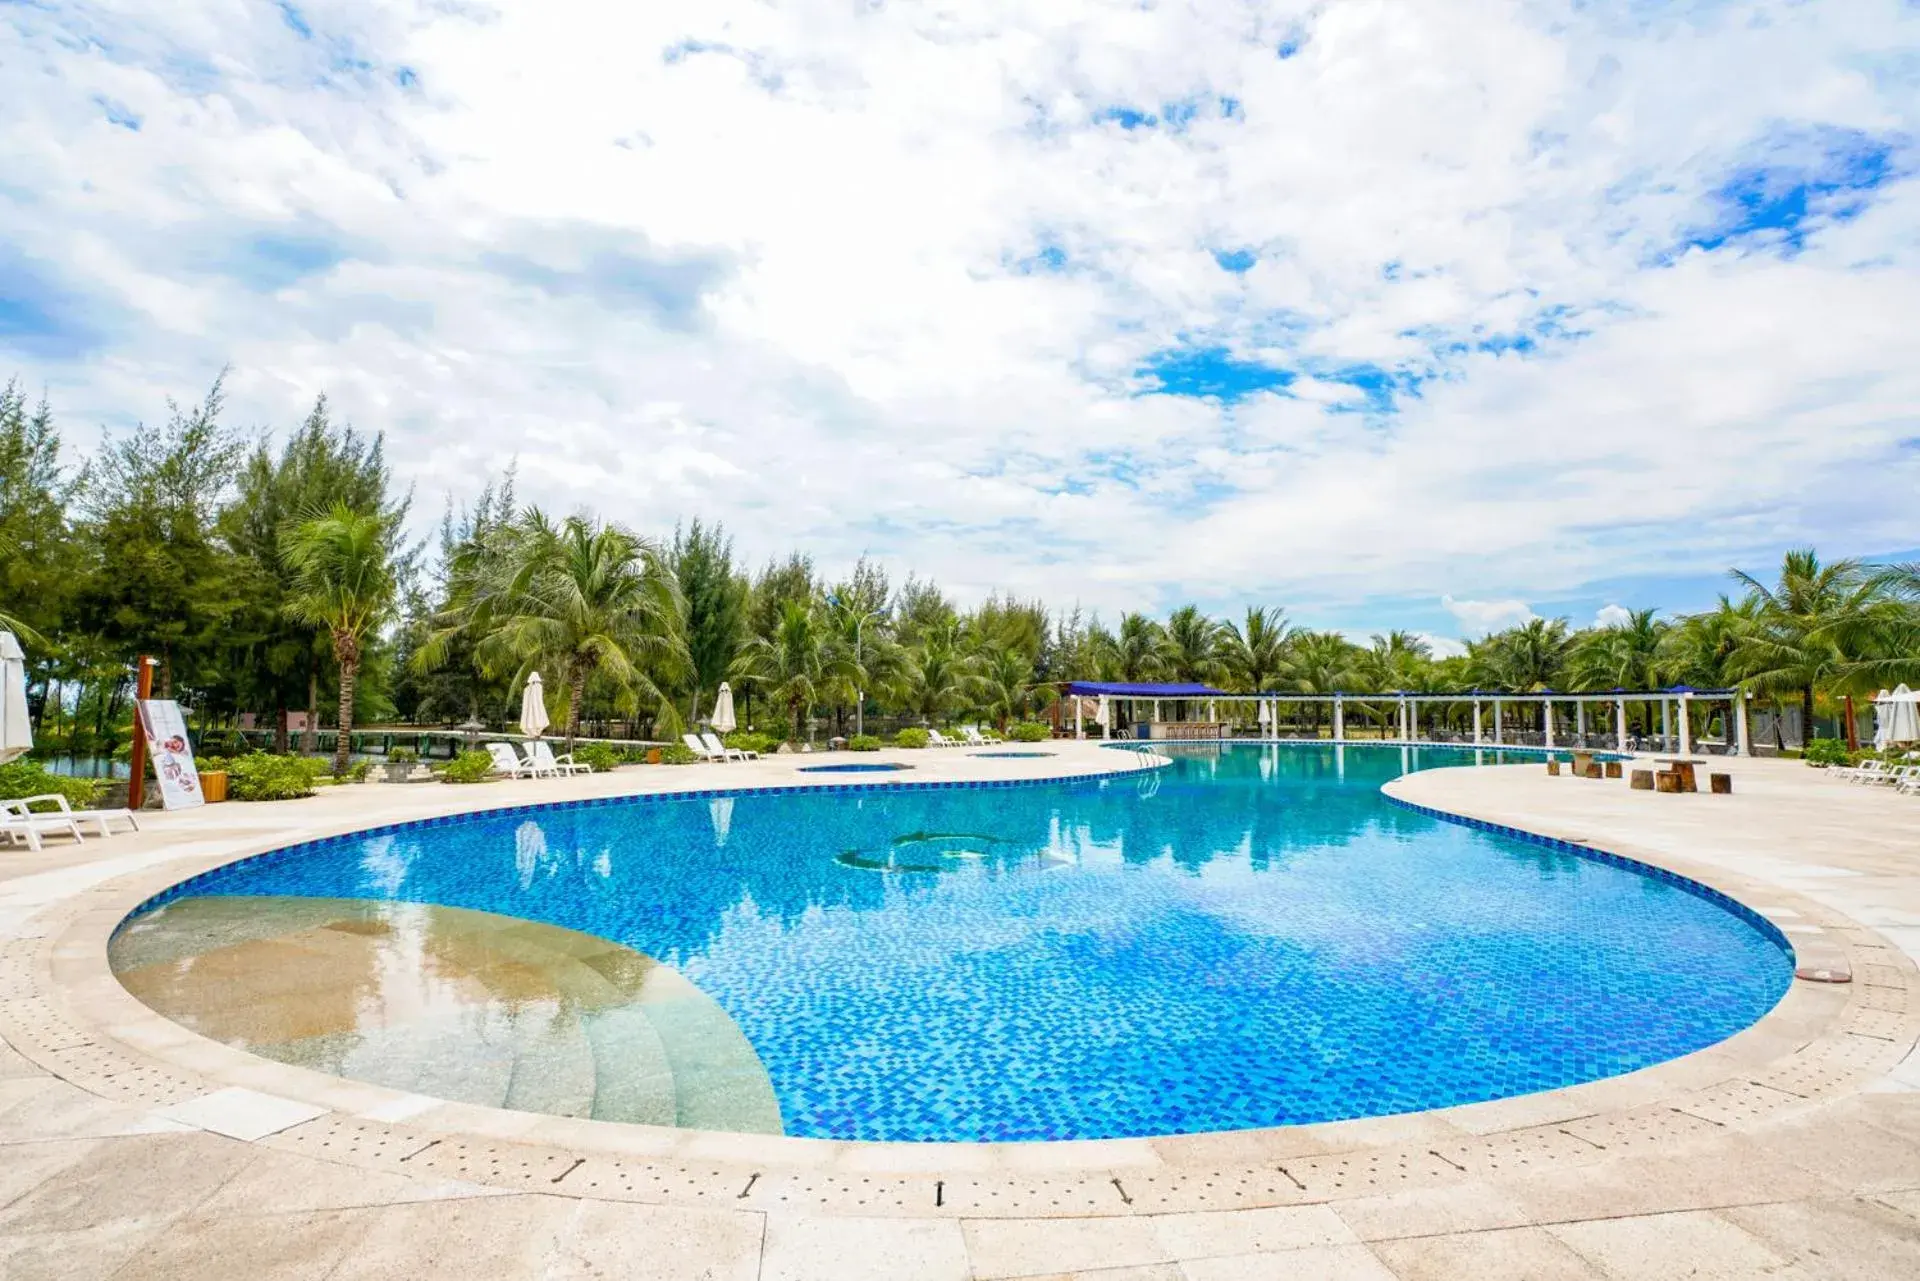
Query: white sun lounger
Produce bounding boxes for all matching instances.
[1,805,87,851]
[527,741,591,776]
[927,730,964,748]
[702,732,754,761]
[683,733,732,762]
[963,727,1002,746]
[486,742,544,778]
[1837,759,1888,784]
[2,794,139,838]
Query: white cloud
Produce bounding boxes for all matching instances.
[1416,632,1469,660]
[1441,595,1538,637]
[1,0,1918,622]
[1594,604,1633,629]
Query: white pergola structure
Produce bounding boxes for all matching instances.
[1068,684,1750,756]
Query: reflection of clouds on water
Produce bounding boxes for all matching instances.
[593,849,612,879]
[359,836,410,896]
[709,797,734,847]
[515,821,549,890]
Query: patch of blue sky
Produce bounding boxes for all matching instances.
[1684,125,1906,256]
[482,241,729,327]
[1317,363,1419,414]
[0,253,105,360]
[394,66,418,89]
[1012,243,1069,274]
[1213,248,1257,273]
[95,96,140,131]
[1093,95,1232,134]
[245,234,347,287]
[1137,345,1293,403]
[276,2,313,40]
[1276,27,1308,60]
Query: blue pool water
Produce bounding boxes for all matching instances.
[123,744,1793,1142]
[796,762,914,773]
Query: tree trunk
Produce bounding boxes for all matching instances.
[566,666,587,750]
[1842,694,1858,752]
[1801,685,1816,750]
[304,669,319,755]
[334,650,357,777]
[791,698,805,745]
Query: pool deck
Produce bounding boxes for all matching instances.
[2,744,1917,1279]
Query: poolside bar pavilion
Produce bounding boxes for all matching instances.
[1061,682,1752,756]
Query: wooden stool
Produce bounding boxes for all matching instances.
[1547,759,1561,776]
[1655,770,1682,793]
[1583,763,1604,779]
[1605,761,1622,779]
[1630,769,1655,790]
[1710,772,1732,795]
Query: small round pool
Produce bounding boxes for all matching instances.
[796,762,915,773]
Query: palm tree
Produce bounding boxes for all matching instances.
[280,503,397,775]
[451,511,685,748]
[906,618,979,725]
[1109,613,1175,682]
[1164,605,1226,685]
[732,598,846,743]
[1287,630,1361,735]
[1222,606,1292,693]
[1728,550,1880,746]
[822,588,907,736]
[977,643,1035,730]
[1569,609,1668,692]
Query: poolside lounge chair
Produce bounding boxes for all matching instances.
[927,730,963,748]
[527,740,591,776]
[1,793,138,838]
[486,742,544,779]
[1,805,86,852]
[683,733,732,762]
[963,727,1002,746]
[702,732,755,761]
[1836,759,1888,784]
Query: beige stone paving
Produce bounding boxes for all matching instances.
[0,746,1915,1277]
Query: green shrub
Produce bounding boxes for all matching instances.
[724,731,777,757]
[0,761,106,808]
[1008,722,1051,743]
[438,750,495,783]
[226,753,316,801]
[618,744,653,764]
[848,734,881,752]
[659,743,699,765]
[344,760,373,783]
[388,747,419,764]
[895,727,930,749]
[573,743,621,772]
[1802,738,1851,767]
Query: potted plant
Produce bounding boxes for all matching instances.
[384,747,420,783]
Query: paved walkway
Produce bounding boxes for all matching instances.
[2,747,1917,1279]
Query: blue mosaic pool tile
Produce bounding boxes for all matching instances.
[116,744,1793,1143]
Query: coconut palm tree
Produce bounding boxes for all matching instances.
[731,598,848,744]
[280,503,398,775]
[976,642,1035,730]
[905,618,980,725]
[1108,612,1175,682]
[451,511,685,748]
[1569,609,1668,692]
[1286,630,1361,735]
[822,586,907,736]
[1164,605,1226,685]
[1728,550,1881,746]
[1222,606,1292,693]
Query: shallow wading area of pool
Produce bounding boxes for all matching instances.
[107,743,1793,1144]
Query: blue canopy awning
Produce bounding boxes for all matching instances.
[1062,681,1227,698]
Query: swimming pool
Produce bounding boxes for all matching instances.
[110,744,1792,1143]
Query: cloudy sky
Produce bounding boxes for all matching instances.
[2,0,1916,651]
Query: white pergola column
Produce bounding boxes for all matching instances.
[1493,699,1504,745]
[1679,693,1693,756]
[1409,697,1420,743]
[1576,699,1586,745]
[1616,698,1629,751]
[1472,699,1483,745]
[1543,698,1555,749]
[1207,700,1216,724]
[1075,697,1084,740]
[1735,693,1751,756]
[1334,695,1346,743]
[1101,697,1111,740]
[1661,698,1672,751]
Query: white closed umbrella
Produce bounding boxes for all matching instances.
[0,632,30,765]
[1882,684,1920,747]
[519,672,550,739]
[1876,690,1894,752]
[1095,696,1110,729]
[711,682,737,734]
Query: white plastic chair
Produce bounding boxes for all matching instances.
[1,806,86,851]
[702,732,753,761]
[2,794,139,837]
[486,742,543,778]
[963,727,1002,746]
[927,730,961,748]
[683,733,730,762]
[527,741,590,776]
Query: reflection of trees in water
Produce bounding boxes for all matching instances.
[207,745,1520,969]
